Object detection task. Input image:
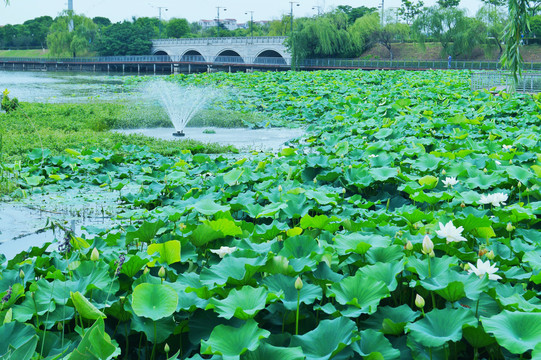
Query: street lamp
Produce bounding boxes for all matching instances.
[216,6,227,37]
[378,0,385,27]
[312,6,322,16]
[289,1,299,36]
[245,11,254,41]
[152,6,168,38]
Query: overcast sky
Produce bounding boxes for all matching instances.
[0,0,485,26]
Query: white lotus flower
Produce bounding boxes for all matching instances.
[478,192,508,207]
[435,221,467,243]
[368,154,379,158]
[502,144,513,151]
[467,259,502,280]
[495,160,501,165]
[442,177,458,188]
[210,246,237,258]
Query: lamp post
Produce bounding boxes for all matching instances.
[245,11,254,42]
[312,5,322,16]
[379,0,385,27]
[156,6,168,38]
[216,6,227,37]
[289,1,299,36]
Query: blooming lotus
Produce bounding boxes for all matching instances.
[210,246,237,258]
[479,192,508,207]
[442,177,458,188]
[467,259,502,280]
[435,221,466,243]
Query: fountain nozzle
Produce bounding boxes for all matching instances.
[172,130,185,137]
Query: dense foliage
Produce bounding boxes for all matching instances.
[1,69,540,359]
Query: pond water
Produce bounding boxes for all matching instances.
[0,70,129,103]
[1,70,305,259]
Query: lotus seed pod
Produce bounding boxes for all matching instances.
[415,294,425,309]
[294,276,303,290]
[158,266,166,278]
[479,248,488,257]
[486,250,495,260]
[506,222,515,232]
[164,343,170,353]
[91,247,99,261]
[460,202,466,208]
[19,269,25,279]
[405,241,413,251]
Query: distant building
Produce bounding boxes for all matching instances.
[197,19,270,31]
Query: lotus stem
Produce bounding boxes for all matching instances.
[295,290,300,335]
[151,322,157,360]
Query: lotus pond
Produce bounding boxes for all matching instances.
[0,69,540,360]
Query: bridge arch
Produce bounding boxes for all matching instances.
[214,49,244,64]
[152,49,172,58]
[254,49,287,65]
[181,49,206,62]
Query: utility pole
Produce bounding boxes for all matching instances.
[381,0,385,27]
[245,11,254,42]
[216,6,227,37]
[67,0,74,32]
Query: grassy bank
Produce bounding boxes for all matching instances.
[0,49,49,58]
[0,102,265,161]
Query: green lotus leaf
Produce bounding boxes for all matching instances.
[130,314,176,344]
[463,324,496,349]
[68,317,120,360]
[0,322,38,360]
[131,283,178,321]
[330,273,389,314]
[333,233,391,256]
[262,274,323,310]
[256,202,288,218]
[126,220,165,243]
[201,319,270,360]
[418,175,439,189]
[374,128,393,139]
[70,291,106,320]
[244,342,305,360]
[406,256,459,280]
[148,240,181,265]
[366,245,404,264]
[200,256,266,287]
[369,167,398,182]
[192,198,231,216]
[207,286,269,320]
[481,310,541,354]
[222,168,244,186]
[290,317,358,360]
[357,260,404,292]
[360,305,420,335]
[190,223,223,246]
[13,291,56,323]
[506,165,533,185]
[352,329,400,359]
[465,173,505,190]
[406,308,477,348]
[304,189,337,205]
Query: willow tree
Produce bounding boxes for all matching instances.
[502,0,530,83]
[47,12,98,57]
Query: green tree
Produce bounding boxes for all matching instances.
[437,0,461,7]
[412,6,485,58]
[166,18,190,38]
[374,23,411,59]
[336,6,377,25]
[398,0,425,24]
[349,12,380,53]
[477,4,507,57]
[93,17,111,28]
[47,12,98,57]
[23,16,53,48]
[92,21,153,56]
[501,0,529,82]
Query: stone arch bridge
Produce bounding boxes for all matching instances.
[151,36,290,65]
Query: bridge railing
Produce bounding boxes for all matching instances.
[5,55,541,71]
[152,36,287,46]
